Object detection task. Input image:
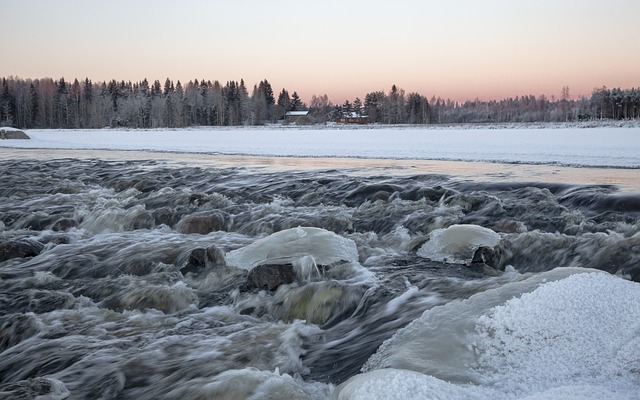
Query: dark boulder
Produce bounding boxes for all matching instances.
[247,264,296,291]
[130,211,154,230]
[177,211,227,234]
[44,235,70,245]
[113,179,156,194]
[0,377,69,399]
[152,207,178,227]
[0,240,44,262]
[133,180,158,193]
[370,190,391,202]
[471,245,505,271]
[188,193,209,205]
[206,245,227,266]
[113,180,139,192]
[180,245,227,275]
[51,217,78,232]
[491,219,527,234]
[181,248,207,275]
[0,313,40,352]
[628,265,640,283]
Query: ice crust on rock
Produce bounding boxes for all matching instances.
[225,227,359,270]
[417,224,500,264]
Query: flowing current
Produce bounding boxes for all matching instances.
[1,156,639,399]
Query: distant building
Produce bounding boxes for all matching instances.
[285,111,309,119]
[336,111,370,124]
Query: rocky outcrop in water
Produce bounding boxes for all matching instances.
[471,245,503,268]
[0,128,29,139]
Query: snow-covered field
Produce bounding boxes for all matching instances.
[1,125,640,168]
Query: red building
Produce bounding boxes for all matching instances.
[336,112,370,124]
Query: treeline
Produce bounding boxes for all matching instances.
[427,87,640,124]
[1,76,638,129]
[0,77,278,129]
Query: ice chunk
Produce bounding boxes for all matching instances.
[226,227,359,270]
[417,224,500,264]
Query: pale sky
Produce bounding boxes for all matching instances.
[2,0,639,103]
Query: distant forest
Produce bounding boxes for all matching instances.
[1,76,639,129]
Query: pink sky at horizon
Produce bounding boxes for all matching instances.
[1,0,638,104]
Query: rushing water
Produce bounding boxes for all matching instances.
[0,156,639,399]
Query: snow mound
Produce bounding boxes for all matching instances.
[347,270,640,400]
[417,224,500,264]
[0,127,29,139]
[472,272,640,394]
[332,368,493,400]
[225,227,359,270]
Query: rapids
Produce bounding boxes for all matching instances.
[0,157,639,399]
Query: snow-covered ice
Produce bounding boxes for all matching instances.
[1,125,639,167]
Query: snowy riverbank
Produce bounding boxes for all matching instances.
[1,124,639,168]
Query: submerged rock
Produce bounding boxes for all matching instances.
[273,281,367,326]
[0,313,40,352]
[51,217,78,232]
[491,219,527,234]
[152,206,178,227]
[0,240,44,262]
[130,210,155,230]
[0,377,69,399]
[180,245,227,275]
[247,263,296,290]
[177,211,228,234]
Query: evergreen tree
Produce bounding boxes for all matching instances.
[29,82,39,128]
[69,78,82,128]
[163,78,173,96]
[291,91,302,111]
[353,97,362,116]
[257,80,275,121]
[406,92,431,124]
[364,91,384,123]
[1,78,16,126]
[238,79,250,125]
[251,84,268,124]
[152,80,162,96]
[277,89,291,112]
[54,77,69,127]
